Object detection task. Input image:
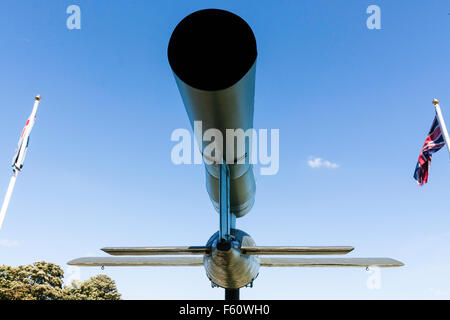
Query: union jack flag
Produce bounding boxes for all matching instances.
[414,116,446,185]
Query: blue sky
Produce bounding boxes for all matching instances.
[1,0,450,299]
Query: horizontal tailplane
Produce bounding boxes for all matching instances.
[260,257,404,267]
[67,256,204,267]
[241,246,354,255]
[101,246,209,256]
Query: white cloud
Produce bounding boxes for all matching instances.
[0,239,19,247]
[308,157,339,169]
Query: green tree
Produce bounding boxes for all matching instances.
[64,274,121,300]
[0,262,120,300]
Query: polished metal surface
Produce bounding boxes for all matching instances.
[206,166,255,217]
[172,67,257,218]
[168,9,258,218]
[260,257,404,267]
[241,246,354,255]
[68,256,204,267]
[219,163,231,241]
[204,246,259,289]
[203,229,260,289]
[101,246,209,256]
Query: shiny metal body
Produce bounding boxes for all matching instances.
[203,229,260,289]
[172,66,257,217]
[219,164,232,241]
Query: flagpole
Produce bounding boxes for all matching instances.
[0,94,41,231]
[433,99,450,158]
[0,170,18,230]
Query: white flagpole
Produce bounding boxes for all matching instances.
[0,170,18,230]
[0,95,41,231]
[433,98,450,158]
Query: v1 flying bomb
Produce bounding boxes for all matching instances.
[0,95,42,231]
[69,9,403,300]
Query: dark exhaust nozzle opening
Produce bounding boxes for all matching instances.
[168,9,257,91]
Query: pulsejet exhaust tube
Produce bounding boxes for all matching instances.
[168,8,257,218]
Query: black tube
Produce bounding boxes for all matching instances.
[168,9,257,91]
[225,288,240,300]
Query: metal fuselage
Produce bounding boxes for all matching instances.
[172,68,257,218]
[168,9,259,288]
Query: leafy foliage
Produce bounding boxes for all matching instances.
[0,262,121,300]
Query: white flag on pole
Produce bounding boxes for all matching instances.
[0,95,42,230]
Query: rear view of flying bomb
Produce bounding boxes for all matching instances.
[0,95,42,231]
[69,9,403,300]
